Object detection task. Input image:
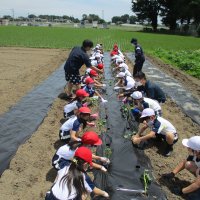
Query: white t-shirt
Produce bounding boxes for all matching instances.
[119,63,129,70]
[143,97,161,112]
[52,166,94,200]
[124,76,135,90]
[60,116,81,132]
[64,101,79,116]
[152,116,177,136]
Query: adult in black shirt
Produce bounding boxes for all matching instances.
[130,38,145,76]
[64,40,102,97]
[134,72,166,103]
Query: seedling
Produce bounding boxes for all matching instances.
[140,169,152,194]
[104,146,112,158]
[120,104,130,118]
[89,98,98,107]
[97,119,106,131]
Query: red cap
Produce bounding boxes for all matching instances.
[74,147,92,166]
[76,89,89,97]
[89,70,98,77]
[82,131,102,146]
[85,77,95,85]
[97,63,104,69]
[79,107,91,114]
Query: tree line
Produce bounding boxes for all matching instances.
[131,0,200,31]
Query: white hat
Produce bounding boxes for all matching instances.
[116,58,124,63]
[119,63,129,70]
[140,108,155,118]
[125,82,135,90]
[116,72,125,78]
[130,91,143,99]
[89,56,95,60]
[182,136,200,151]
[91,60,98,66]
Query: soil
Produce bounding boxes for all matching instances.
[0,47,67,115]
[0,48,199,200]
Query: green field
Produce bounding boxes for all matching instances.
[0,26,200,78]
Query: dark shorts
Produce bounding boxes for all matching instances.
[65,72,81,85]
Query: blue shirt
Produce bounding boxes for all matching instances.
[64,47,91,74]
[83,85,95,97]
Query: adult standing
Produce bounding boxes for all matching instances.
[64,40,103,98]
[131,38,145,76]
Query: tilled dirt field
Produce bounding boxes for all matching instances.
[0,48,199,200]
[0,47,67,115]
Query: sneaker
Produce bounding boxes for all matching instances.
[164,145,173,157]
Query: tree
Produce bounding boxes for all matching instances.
[28,14,36,19]
[82,14,87,20]
[129,15,138,24]
[131,0,160,31]
[159,0,180,31]
[112,16,121,24]
[121,14,130,23]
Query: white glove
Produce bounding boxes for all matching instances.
[101,98,108,103]
[102,191,109,198]
[76,138,82,142]
[100,166,107,172]
[114,86,121,90]
[100,157,110,164]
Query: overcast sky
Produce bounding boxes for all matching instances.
[0,0,133,21]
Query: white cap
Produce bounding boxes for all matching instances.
[125,82,135,90]
[182,136,200,151]
[116,72,125,78]
[89,56,95,60]
[119,63,129,70]
[140,108,155,118]
[86,68,92,74]
[116,58,124,63]
[91,60,98,66]
[130,91,143,99]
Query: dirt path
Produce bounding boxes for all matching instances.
[0,47,67,115]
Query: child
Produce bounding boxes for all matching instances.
[132,108,178,156]
[163,136,200,195]
[63,89,89,119]
[60,107,91,142]
[52,131,110,171]
[46,147,109,200]
[130,91,162,120]
[83,77,107,103]
[114,72,135,98]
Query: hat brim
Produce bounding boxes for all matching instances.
[140,114,148,118]
[182,139,189,148]
[83,93,89,97]
[94,138,102,146]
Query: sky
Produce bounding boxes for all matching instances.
[0,0,133,21]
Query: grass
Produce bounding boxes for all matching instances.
[0,26,199,52]
[0,26,199,78]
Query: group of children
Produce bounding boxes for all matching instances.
[111,42,200,196]
[45,40,200,199]
[46,44,110,200]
